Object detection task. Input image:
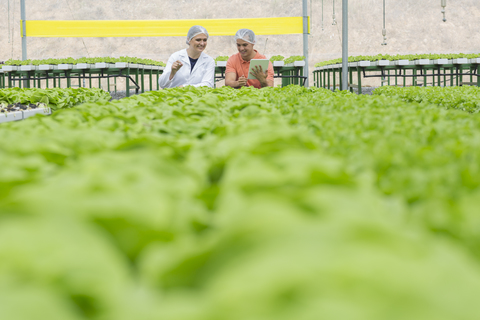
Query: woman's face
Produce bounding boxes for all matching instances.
[189,34,208,53]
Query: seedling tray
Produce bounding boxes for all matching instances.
[0,111,23,123]
[2,65,18,72]
[23,107,52,119]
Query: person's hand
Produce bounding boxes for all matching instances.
[237,76,248,87]
[169,60,183,80]
[171,60,183,73]
[250,65,268,83]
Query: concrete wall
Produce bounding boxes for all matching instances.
[1,0,479,85]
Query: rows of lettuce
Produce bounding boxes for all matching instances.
[1,86,480,320]
[315,52,480,67]
[373,85,480,113]
[0,87,112,111]
[3,56,166,67]
[1,55,305,67]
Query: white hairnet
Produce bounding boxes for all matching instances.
[234,29,256,44]
[186,25,209,45]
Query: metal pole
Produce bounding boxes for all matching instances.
[303,0,309,87]
[441,0,447,22]
[341,0,348,90]
[21,0,27,60]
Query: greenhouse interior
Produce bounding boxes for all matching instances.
[1,0,480,319]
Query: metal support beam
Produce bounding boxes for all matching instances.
[303,0,309,87]
[341,0,348,90]
[21,0,27,60]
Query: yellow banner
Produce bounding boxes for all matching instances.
[24,17,309,38]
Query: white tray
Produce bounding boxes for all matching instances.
[350,61,371,67]
[20,65,38,71]
[2,65,18,71]
[433,59,450,65]
[114,62,140,69]
[414,59,432,65]
[0,111,23,123]
[293,61,305,67]
[394,60,409,66]
[452,58,468,64]
[95,63,115,69]
[39,64,54,70]
[75,63,94,69]
[58,64,73,70]
[373,60,390,66]
[23,107,52,119]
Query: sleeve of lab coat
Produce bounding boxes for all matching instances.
[158,54,177,89]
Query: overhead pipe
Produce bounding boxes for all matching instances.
[441,0,447,22]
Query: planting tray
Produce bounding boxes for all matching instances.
[394,60,409,66]
[216,61,228,67]
[95,63,116,69]
[75,63,94,69]
[285,61,306,67]
[58,64,73,70]
[453,58,469,64]
[372,60,390,66]
[293,61,305,67]
[23,107,52,119]
[414,59,432,65]
[2,65,18,72]
[114,62,140,69]
[0,111,23,123]
[20,65,38,71]
[350,61,371,67]
[470,58,480,64]
[434,59,450,65]
[39,64,54,70]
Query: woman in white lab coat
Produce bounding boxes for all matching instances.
[158,25,215,88]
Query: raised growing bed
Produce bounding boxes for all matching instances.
[0,102,51,124]
[314,52,480,93]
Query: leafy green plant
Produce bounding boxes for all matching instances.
[215,56,229,62]
[373,86,480,113]
[269,55,285,62]
[284,55,305,64]
[0,87,111,110]
[1,86,480,319]
[315,53,480,67]
[3,56,166,67]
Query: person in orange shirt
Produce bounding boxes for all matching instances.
[225,29,274,89]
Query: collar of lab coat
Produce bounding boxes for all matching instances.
[179,49,208,69]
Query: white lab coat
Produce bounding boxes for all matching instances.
[158,49,215,88]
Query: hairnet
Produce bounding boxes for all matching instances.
[234,29,256,44]
[186,25,209,45]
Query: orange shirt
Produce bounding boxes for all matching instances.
[226,50,274,88]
